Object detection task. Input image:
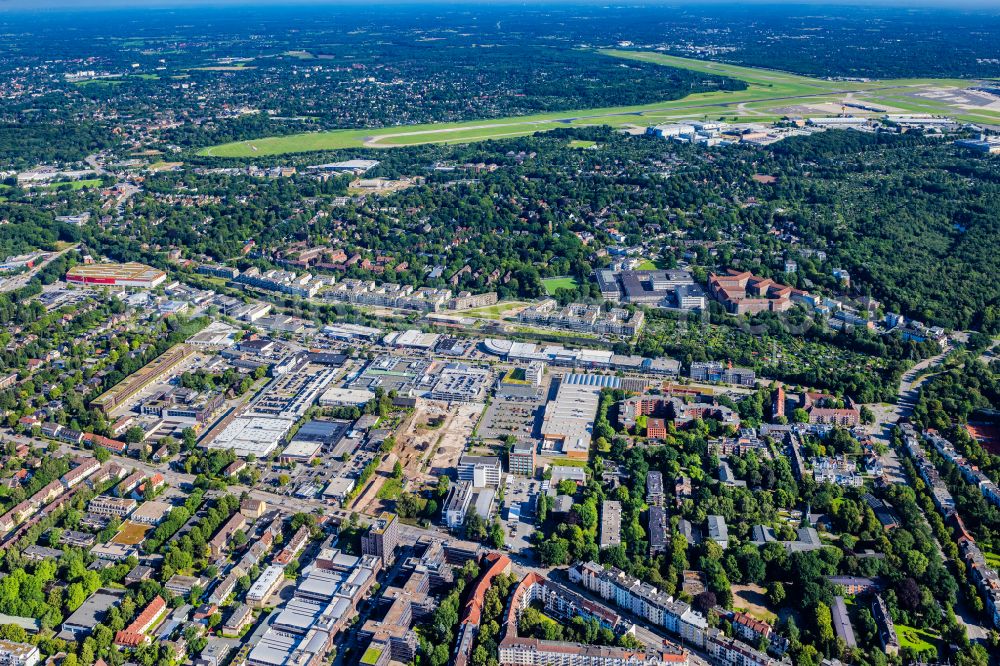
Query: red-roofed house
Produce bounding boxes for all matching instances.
[114,595,166,646]
[732,611,772,643]
[461,552,512,627]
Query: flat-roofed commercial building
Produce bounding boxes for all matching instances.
[247,565,285,607]
[246,626,331,666]
[66,263,166,289]
[59,589,125,639]
[428,363,491,403]
[540,374,611,459]
[497,362,544,399]
[280,440,321,464]
[90,344,195,415]
[208,416,292,458]
[318,387,375,407]
[129,500,173,525]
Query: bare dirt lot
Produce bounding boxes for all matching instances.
[394,399,485,483]
[731,583,777,623]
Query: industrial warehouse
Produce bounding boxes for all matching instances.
[66,262,167,289]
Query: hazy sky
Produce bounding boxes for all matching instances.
[6,0,1000,8]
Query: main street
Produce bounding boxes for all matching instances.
[863,338,995,643]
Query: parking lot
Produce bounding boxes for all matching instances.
[479,397,542,442]
[502,476,539,556]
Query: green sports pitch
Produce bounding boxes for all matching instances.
[199,51,994,158]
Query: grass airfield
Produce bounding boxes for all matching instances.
[200,50,998,157]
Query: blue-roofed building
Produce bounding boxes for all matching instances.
[562,373,621,389]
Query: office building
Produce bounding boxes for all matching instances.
[458,455,502,488]
[688,362,756,386]
[362,512,400,567]
[445,481,474,530]
[508,441,536,477]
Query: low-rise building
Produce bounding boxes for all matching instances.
[600,501,622,549]
[872,594,899,656]
[0,642,39,666]
[707,515,728,549]
[247,565,285,607]
[519,299,645,337]
[222,603,254,636]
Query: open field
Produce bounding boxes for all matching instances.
[542,276,579,295]
[456,300,530,320]
[568,139,597,149]
[200,50,999,157]
[188,64,256,71]
[35,179,103,191]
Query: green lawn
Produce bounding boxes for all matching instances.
[512,325,598,340]
[568,139,597,149]
[360,647,382,665]
[200,50,1000,157]
[188,63,255,71]
[39,179,103,191]
[547,457,590,468]
[542,276,579,295]
[635,260,658,270]
[896,624,939,653]
[74,79,124,87]
[376,478,403,500]
[985,551,1000,569]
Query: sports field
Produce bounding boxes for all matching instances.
[200,50,999,157]
[542,276,579,295]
